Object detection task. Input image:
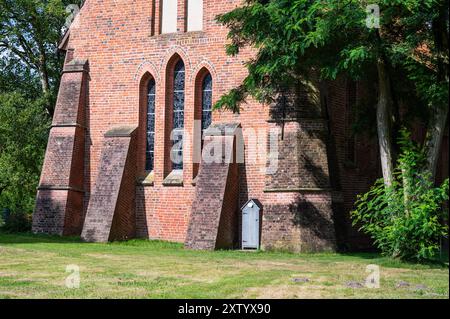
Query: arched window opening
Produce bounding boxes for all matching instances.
[187,0,203,32]
[161,0,178,34]
[193,71,213,179]
[201,73,212,136]
[172,59,185,170]
[146,78,156,171]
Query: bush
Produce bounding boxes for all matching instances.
[1,210,32,233]
[0,211,4,228]
[351,131,449,261]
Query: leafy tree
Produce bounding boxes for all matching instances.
[0,55,42,98]
[215,0,448,187]
[0,0,84,115]
[0,92,50,214]
[0,0,82,220]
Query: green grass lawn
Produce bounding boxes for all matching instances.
[0,232,448,299]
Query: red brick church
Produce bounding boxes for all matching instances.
[31,0,448,251]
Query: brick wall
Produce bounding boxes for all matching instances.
[36,0,447,250]
[66,0,268,244]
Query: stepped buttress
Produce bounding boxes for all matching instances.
[32,60,89,236]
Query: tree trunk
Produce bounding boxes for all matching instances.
[423,103,448,181]
[39,68,50,96]
[424,2,449,182]
[37,57,54,117]
[376,58,395,187]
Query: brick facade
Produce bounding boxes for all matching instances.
[32,0,448,251]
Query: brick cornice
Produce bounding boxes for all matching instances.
[104,125,138,138]
[62,60,89,74]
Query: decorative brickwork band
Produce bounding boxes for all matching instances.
[81,126,138,243]
[32,60,89,236]
[185,123,241,250]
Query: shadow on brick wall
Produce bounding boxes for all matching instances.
[290,200,335,251]
[135,186,149,238]
[236,162,249,249]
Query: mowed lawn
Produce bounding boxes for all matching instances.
[0,232,448,299]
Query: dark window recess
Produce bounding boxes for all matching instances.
[346,80,357,165]
[146,78,156,171]
[172,60,185,170]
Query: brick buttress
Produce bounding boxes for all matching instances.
[81,126,138,242]
[262,85,337,252]
[32,60,89,236]
[185,123,241,250]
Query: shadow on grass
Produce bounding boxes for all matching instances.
[0,231,186,251]
[1,231,448,269]
[0,230,82,244]
[338,251,449,269]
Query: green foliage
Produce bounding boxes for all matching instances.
[0,0,84,113]
[0,209,5,227]
[1,210,32,232]
[351,131,449,261]
[0,0,80,219]
[0,92,50,215]
[215,0,448,116]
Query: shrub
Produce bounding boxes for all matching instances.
[0,210,5,228]
[351,131,449,261]
[1,210,32,233]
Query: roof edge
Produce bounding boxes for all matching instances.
[57,1,86,51]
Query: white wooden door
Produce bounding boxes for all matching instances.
[242,206,260,249]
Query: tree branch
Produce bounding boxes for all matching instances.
[0,41,35,69]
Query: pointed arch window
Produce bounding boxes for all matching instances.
[193,71,213,179]
[187,0,203,31]
[201,73,212,134]
[172,59,185,170]
[161,0,178,34]
[146,78,156,171]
